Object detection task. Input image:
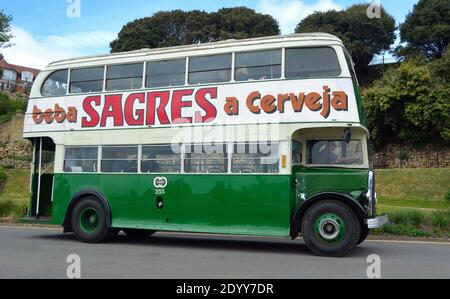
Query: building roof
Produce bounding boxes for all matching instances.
[0,55,40,78]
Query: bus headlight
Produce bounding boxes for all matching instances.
[367,171,376,217]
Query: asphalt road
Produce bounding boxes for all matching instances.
[0,226,449,279]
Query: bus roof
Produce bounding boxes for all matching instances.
[45,33,344,70]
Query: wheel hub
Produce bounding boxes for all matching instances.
[79,208,100,233]
[314,213,346,243]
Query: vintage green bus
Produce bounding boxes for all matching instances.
[23,33,388,256]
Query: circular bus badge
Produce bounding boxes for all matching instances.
[153,177,168,189]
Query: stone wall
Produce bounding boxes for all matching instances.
[371,144,450,169]
[0,112,32,169]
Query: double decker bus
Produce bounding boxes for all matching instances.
[23,33,388,257]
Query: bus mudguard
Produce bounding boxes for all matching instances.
[63,188,112,233]
[290,191,367,239]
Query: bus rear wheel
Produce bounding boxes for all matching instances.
[71,197,116,243]
[301,200,361,257]
[123,229,156,239]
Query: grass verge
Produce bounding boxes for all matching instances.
[0,169,29,219]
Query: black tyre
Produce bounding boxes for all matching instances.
[123,229,156,239]
[357,222,370,245]
[301,200,361,257]
[71,197,115,243]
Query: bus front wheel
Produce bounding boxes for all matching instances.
[71,197,117,243]
[301,200,361,257]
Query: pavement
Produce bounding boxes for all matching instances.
[0,225,449,279]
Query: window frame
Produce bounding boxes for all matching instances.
[69,66,106,94]
[105,62,144,92]
[145,58,187,89]
[305,139,365,167]
[141,144,183,174]
[284,46,343,79]
[234,49,282,82]
[231,142,280,174]
[100,145,139,174]
[40,69,69,98]
[63,146,99,173]
[188,53,233,85]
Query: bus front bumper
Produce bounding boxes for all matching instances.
[366,214,389,229]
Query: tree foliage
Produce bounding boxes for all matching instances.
[0,10,13,49]
[110,7,280,53]
[363,61,450,147]
[0,92,27,123]
[398,0,450,60]
[295,4,396,83]
[429,46,450,82]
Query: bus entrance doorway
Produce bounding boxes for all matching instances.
[27,137,55,220]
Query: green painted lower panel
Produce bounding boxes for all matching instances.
[52,173,293,237]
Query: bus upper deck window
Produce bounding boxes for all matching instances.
[189,54,231,85]
[70,67,104,94]
[146,59,186,88]
[235,50,281,81]
[106,63,143,91]
[285,47,341,79]
[41,69,68,97]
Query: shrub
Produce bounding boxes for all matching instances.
[408,210,426,227]
[0,200,14,217]
[430,210,450,229]
[0,167,6,186]
[446,190,450,201]
[363,61,450,147]
[377,224,433,238]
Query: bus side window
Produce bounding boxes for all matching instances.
[188,54,232,85]
[70,67,104,94]
[292,140,302,165]
[106,63,143,91]
[146,59,186,88]
[235,50,281,81]
[184,144,228,173]
[64,146,98,173]
[41,69,68,97]
[232,142,279,174]
[101,146,138,173]
[142,144,182,173]
[285,47,341,79]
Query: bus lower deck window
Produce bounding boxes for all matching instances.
[101,146,138,173]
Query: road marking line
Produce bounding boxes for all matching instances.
[0,225,61,231]
[367,239,450,246]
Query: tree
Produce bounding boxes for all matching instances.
[363,61,450,147]
[295,4,396,83]
[212,7,280,40]
[0,10,13,49]
[429,46,450,82]
[398,0,450,60]
[110,7,279,53]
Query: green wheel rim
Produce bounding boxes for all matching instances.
[314,213,346,243]
[79,208,101,233]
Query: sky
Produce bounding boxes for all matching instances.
[1,0,419,69]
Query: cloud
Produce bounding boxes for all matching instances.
[46,31,116,49]
[1,27,115,69]
[257,0,342,34]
